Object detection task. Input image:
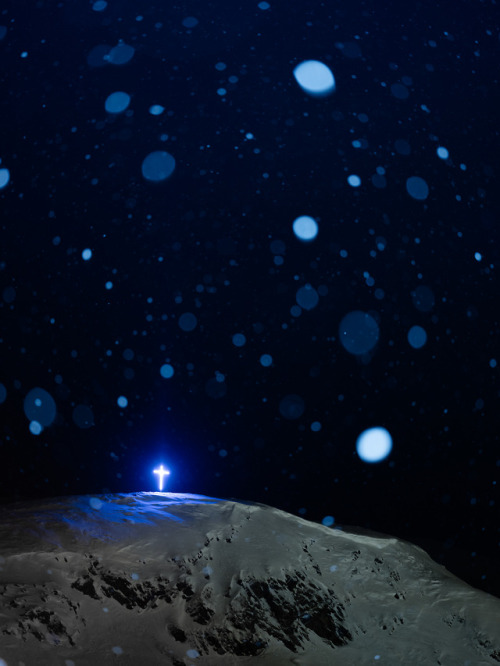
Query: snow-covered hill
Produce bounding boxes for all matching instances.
[0,492,499,665]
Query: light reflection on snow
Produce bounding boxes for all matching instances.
[15,493,224,546]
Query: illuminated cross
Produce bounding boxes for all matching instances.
[153,464,170,491]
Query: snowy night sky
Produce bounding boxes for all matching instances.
[0,1,499,596]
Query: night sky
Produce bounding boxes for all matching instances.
[1,2,499,597]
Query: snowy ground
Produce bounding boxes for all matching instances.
[0,492,499,665]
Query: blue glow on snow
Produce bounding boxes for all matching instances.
[292,215,318,241]
[38,493,217,541]
[141,151,176,182]
[474,252,482,262]
[322,515,335,527]
[117,395,128,408]
[293,60,335,96]
[153,464,171,491]
[82,248,92,261]
[356,427,393,463]
[105,91,131,114]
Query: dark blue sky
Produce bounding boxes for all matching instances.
[0,0,499,596]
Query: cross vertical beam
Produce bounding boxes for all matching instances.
[153,464,170,491]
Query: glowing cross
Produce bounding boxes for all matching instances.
[153,464,170,491]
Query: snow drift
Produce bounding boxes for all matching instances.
[0,492,499,665]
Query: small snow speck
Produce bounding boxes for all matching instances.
[293,60,335,96]
[292,215,318,241]
[406,176,429,201]
[29,420,43,435]
[107,43,135,65]
[149,104,165,116]
[142,151,176,182]
[160,363,175,378]
[105,91,130,114]
[356,427,393,463]
[117,395,128,408]
[89,497,103,510]
[232,333,246,347]
[260,354,272,367]
[182,17,198,28]
[437,146,449,160]
[408,325,427,349]
[0,168,10,189]
[178,312,197,332]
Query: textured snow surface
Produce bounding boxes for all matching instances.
[0,492,499,665]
